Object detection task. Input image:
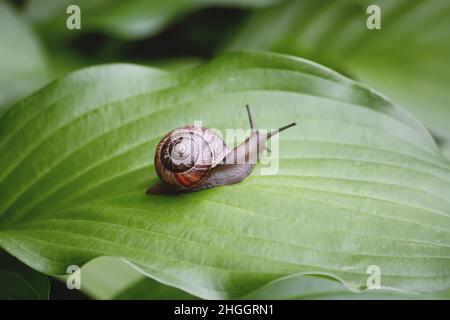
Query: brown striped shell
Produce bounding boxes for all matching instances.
[154,126,230,190]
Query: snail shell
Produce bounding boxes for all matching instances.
[154,125,230,190]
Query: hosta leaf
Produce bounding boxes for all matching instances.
[224,0,450,139]
[116,274,450,300]
[0,51,449,299]
[24,0,281,40]
[244,275,450,300]
[0,250,49,300]
[0,1,50,112]
[114,274,198,300]
[76,257,146,299]
[77,256,196,299]
[443,145,450,161]
[83,258,450,300]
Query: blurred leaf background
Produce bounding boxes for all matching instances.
[0,0,449,299]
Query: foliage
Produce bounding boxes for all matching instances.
[0,251,49,299]
[1,51,449,299]
[225,0,450,141]
[1,0,449,300]
[0,1,50,112]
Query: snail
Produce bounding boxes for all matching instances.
[146,105,296,195]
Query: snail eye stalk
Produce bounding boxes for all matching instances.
[267,122,297,138]
[245,104,255,130]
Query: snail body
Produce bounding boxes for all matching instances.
[146,105,296,195]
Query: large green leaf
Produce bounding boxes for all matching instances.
[116,274,450,300]
[115,272,450,300]
[224,0,450,139]
[0,1,51,112]
[83,258,450,300]
[242,274,450,300]
[0,250,49,300]
[0,51,450,299]
[24,0,281,40]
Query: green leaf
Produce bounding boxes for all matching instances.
[144,57,204,72]
[0,250,49,300]
[24,0,281,40]
[0,1,51,112]
[441,142,450,161]
[86,258,450,300]
[78,257,445,300]
[114,275,198,300]
[243,275,450,300]
[0,51,450,299]
[224,0,450,139]
[77,257,146,299]
[117,275,450,300]
[76,256,197,299]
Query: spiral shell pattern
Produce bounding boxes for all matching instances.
[154,126,229,190]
